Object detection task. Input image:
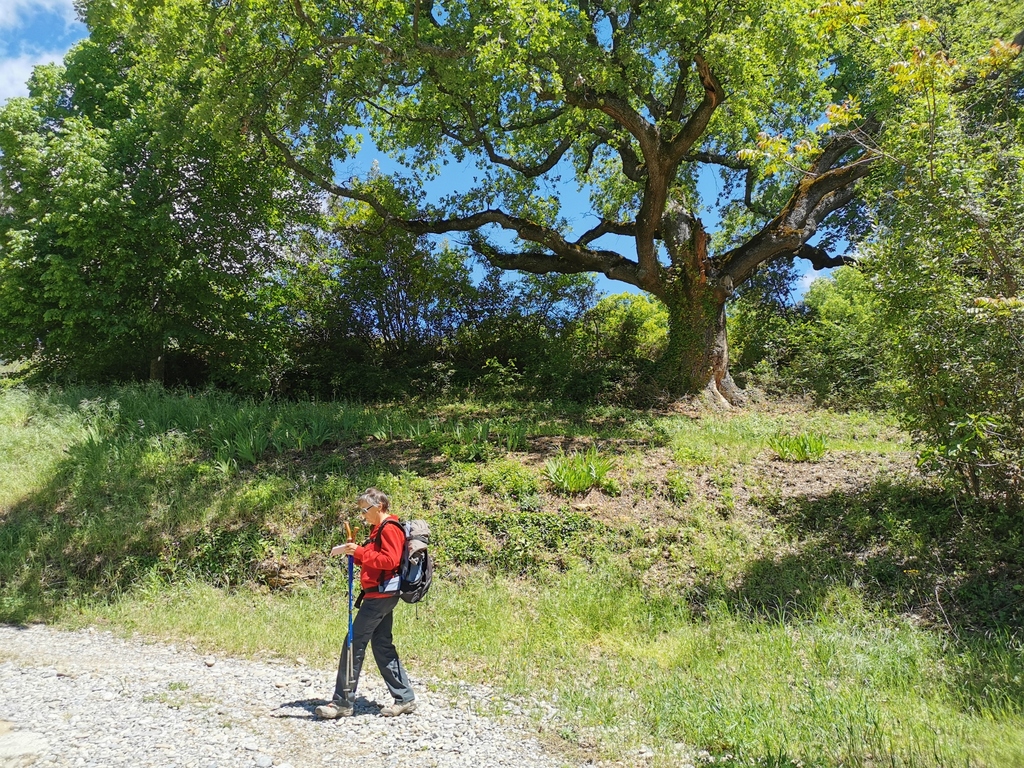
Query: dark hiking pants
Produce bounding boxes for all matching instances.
[332,594,414,705]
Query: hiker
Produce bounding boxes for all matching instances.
[315,488,417,719]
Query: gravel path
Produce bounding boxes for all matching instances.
[0,625,577,768]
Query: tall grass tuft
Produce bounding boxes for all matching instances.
[768,432,828,462]
[544,446,616,494]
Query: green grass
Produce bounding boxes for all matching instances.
[768,432,828,462]
[78,568,1024,768]
[2,384,1022,767]
[544,446,618,495]
[662,409,904,469]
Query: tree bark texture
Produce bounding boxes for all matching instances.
[149,351,165,384]
[658,202,737,404]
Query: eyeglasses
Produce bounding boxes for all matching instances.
[359,504,377,514]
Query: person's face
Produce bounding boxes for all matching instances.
[359,501,380,524]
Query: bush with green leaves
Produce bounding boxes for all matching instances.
[862,26,1024,509]
[0,38,307,389]
[729,265,891,409]
[557,292,669,403]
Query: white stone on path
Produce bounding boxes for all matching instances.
[0,724,49,764]
[0,624,585,768]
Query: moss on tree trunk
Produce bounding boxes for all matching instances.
[657,202,742,404]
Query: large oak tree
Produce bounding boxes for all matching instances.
[98,0,1018,399]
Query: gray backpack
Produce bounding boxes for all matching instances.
[369,519,433,604]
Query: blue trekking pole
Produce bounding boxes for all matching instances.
[343,521,355,702]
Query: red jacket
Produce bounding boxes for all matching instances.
[353,515,404,598]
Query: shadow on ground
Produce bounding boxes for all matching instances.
[696,479,1024,719]
[719,480,1023,634]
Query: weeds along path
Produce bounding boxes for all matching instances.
[0,624,577,768]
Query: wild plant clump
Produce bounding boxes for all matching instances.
[767,432,828,462]
[544,447,619,495]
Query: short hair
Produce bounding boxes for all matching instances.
[358,487,390,512]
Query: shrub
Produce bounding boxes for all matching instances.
[860,46,1024,510]
[730,266,891,409]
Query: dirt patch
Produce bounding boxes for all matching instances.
[256,553,329,590]
[732,451,919,511]
[532,445,919,532]
[252,416,920,593]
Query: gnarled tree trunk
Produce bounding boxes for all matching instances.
[657,202,743,405]
[659,281,744,406]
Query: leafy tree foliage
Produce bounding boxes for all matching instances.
[0,27,308,386]
[270,190,601,399]
[558,292,668,403]
[730,265,890,409]
[276,201,476,397]
[860,17,1024,507]
[102,0,940,401]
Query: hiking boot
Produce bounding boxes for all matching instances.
[314,701,354,719]
[379,700,417,717]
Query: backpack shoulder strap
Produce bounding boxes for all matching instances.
[371,517,406,545]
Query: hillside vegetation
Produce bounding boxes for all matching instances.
[1,385,1022,767]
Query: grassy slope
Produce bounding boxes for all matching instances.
[1,385,1022,767]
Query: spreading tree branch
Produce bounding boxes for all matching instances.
[563,87,659,160]
[590,126,646,182]
[666,56,725,164]
[261,124,639,281]
[470,237,643,288]
[718,128,878,285]
[667,58,691,122]
[793,243,854,269]
[577,219,637,245]
[453,97,576,178]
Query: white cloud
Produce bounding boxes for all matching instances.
[0,0,77,30]
[797,271,818,295]
[796,266,835,298]
[0,49,66,103]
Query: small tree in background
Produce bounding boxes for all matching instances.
[275,190,600,399]
[276,198,477,398]
[863,22,1024,507]
[560,292,668,403]
[728,262,888,409]
[0,33,309,387]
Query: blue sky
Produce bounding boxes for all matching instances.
[0,0,84,103]
[1,2,829,298]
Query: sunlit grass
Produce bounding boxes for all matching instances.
[76,568,1024,768]
[659,407,905,469]
[6,385,1022,767]
[0,386,88,510]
